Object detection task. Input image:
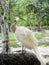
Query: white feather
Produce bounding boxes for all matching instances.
[11,23,47,65]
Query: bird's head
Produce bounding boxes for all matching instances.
[14,17,19,24]
[10,17,19,33]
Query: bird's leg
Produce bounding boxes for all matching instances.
[22,45,25,54]
[34,46,47,65]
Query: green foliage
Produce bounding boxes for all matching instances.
[8,0,49,27]
[0,0,49,27]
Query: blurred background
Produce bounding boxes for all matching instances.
[0,0,49,61]
[0,0,49,48]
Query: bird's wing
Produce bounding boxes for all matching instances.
[26,31,38,47]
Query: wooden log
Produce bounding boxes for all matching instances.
[0,51,40,65]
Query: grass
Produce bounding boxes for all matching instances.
[35,33,49,46]
[35,33,45,39]
[0,32,49,47]
[0,33,20,48]
[9,33,20,47]
[38,42,49,46]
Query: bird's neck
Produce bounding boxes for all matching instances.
[11,22,17,33]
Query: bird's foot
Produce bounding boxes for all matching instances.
[22,49,26,55]
[21,46,26,54]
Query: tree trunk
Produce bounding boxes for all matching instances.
[38,21,42,31]
[0,0,10,53]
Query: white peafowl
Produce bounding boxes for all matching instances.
[10,17,47,65]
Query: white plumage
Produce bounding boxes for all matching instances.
[10,19,47,65]
[15,26,37,49]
